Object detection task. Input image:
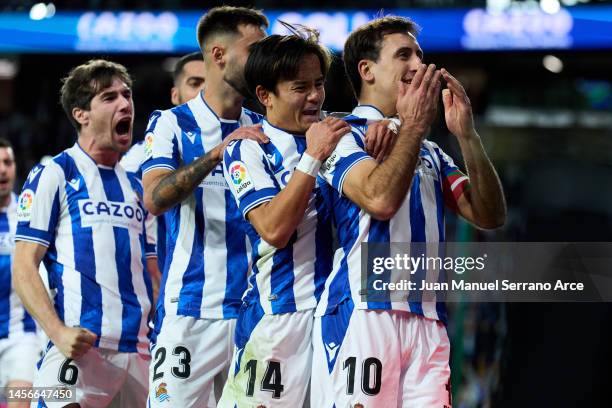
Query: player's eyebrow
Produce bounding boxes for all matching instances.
[99,87,131,99]
[395,46,424,60]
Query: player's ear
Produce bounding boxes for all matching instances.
[170,86,179,106]
[358,59,374,84]
[255,85,272,109]
[72,107,89,127]
[210,44,226,68]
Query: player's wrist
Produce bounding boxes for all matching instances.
[296,153,322,178]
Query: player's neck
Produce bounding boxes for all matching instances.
[77,135,120,167]
[202,77,244,121]
[358,89,397,118]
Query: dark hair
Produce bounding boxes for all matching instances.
[196,6,268,52]
[60,59,132,131]
[244,32,332,98]
[0,138,12,150]
[343,16,420,98]
[173,52,204,83]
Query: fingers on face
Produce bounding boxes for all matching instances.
[410,64,428,89]
[419,64,437,91]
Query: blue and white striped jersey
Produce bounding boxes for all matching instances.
[316,105,470,324]
[0,193,37,340]
[141,94,261,321]
[15,144,155,353]
[121,141,167,272]
[223,120,333,315]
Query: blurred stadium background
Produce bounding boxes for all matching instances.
[1,1,611,406]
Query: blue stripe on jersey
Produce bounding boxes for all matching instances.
[270,233,297,314]
[366,219,392,309]
[22,309,36,333]
[156,215,167,271]
[44,247,65,322]
[408,174,426,315]
[313,191,332,303]
[99,168,143,352]
[431,157,446,242]
[322,187,360,314]
[146,111,162,134]
[174,104,206,315]
[243,108,263,125]
[221,121,248,318]
[223,189,248,318]
[56,153,103,344]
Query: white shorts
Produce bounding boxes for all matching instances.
[0,334,41,387]
[148,315,235,408]
[218,305,314,408]
[31,345,149,408]
[312,300,451,408]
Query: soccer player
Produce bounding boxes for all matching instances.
[121,51,205,285]
[219,32,351,407]
[12,59,156,407]
[0,138,40,408]
[170,51,205,107]
[311,16,507,407]
[141,7,269,408]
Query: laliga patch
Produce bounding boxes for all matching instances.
[228,161,254,198]
[144,133,154,159]
[17,189,35,221]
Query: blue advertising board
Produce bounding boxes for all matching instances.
[0,7,610,53]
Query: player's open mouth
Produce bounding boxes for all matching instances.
[115,118,131,135]
[302,109,318,117]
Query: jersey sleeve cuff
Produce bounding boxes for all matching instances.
[15,234,51,248]
[142,158,178,174]
[333,152,372,196]
[239,188,278,218]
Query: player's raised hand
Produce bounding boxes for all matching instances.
[305,117,351,161]
[53,326,97,360]
[441,68,476,140]
[212,124,269,160]
[396,63,441,135]
[364,119,398,163]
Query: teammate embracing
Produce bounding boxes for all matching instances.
[142,7,269,408]
[219,31,350,407]
[311,16,507,407]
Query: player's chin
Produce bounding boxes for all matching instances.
[113,133,132,153]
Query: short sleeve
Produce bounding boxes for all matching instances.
[319,129,373,196]
[15,164,62,247]
[223,139,281,218]
[141,110,181,174]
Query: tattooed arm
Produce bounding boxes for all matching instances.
[143,125,268,216]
